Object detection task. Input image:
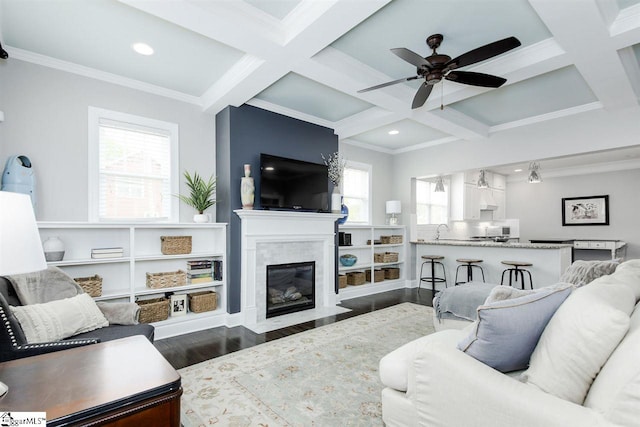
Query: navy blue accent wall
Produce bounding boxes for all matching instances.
[216,104,338,314]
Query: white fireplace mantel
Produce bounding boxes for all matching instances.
[235,209,347,332]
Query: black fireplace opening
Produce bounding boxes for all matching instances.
[266,261,316,318]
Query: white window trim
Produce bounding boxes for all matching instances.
[344,160,373,226]
[88,106,179,223]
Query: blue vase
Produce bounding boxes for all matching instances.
[337,201,349,225]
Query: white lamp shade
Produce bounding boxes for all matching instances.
[0,191,47,275]
[386,200,401,214]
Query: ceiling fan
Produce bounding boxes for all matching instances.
[358,34,521,109]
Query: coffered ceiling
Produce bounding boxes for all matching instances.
[1,0,640,158]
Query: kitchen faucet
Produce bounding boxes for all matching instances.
[435,223,449,240]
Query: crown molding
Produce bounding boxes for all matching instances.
[7,46,202,106]
[246,98,334,129]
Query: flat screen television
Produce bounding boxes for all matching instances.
[260,153,329,212]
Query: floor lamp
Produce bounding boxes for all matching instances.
[0,191,47,396]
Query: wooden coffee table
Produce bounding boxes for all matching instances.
[0,335,181,426]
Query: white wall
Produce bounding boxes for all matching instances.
[507,168,640,259]
[339,141,394,225]
[0,59,215,222]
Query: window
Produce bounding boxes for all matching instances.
[88,107,179,222]
[416,179,448,225]
[343,161,372,224]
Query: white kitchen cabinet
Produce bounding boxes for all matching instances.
[451,172,506,221]
[492,189,506,220]
[492,173,506,190]
[337,225,407,300]
[37,222,227,339]
[451,173,481,220]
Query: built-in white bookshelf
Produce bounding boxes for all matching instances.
[337,225,408,300]
[37,222,227,339]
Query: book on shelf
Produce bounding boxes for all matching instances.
[213,260,223,281]
[188,276,213,284]
[92,247,124,254]
[187,272,213,280]
[91,252,124,259]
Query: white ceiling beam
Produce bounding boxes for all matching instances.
[529,0,638,110]
[334,108,405,139]
[610,4,640,47]
[415,109,490,140]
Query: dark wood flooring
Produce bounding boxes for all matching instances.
[154,288,434,370]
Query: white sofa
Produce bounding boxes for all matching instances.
[379,259,640,427]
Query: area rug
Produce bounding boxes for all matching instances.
[180,303,435,426]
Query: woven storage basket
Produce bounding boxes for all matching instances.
[338,274,348,288]
[74,275,103,297]
[160,236,192,255]
[137,298,170,323]
[383,267,400,280]
[366,269,385,282]
[188,291,217,313]
[146,270,187,289]
[380,235,403,244]
[374,252,399,263]
[346,271,365,286]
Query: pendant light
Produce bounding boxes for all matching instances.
[434,176,445,192]
[528,162,542,183]
[477,170,489,189]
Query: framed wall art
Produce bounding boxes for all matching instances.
[562,195,609,226]
[170,294,188,316]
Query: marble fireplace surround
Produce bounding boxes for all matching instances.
[235,210,349,333]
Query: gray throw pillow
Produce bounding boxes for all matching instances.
[560,259,620,287]
[457,284,572,372]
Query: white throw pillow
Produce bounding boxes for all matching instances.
[11,293,108,343]
[584,305,640,413]
[521,282,634,404]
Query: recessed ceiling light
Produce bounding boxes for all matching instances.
[132,42,154,56]
[514,168,523,172]
[388,130,399,135]
[264,166,275,171]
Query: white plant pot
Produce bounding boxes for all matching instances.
[193,214,209,223]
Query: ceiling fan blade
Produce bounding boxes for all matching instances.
[445,36,521,70]
[358,76,419,93]
[391,48,433,68]
[411,83,433,109]
[446,71,507,88]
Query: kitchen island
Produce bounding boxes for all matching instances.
[414,240,573,291]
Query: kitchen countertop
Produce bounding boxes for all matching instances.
[412,239,573,249]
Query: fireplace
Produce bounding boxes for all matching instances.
[266,261,315,318]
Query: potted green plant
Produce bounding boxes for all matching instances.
[176,171,217,223]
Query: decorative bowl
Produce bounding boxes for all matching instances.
[339,254,357,267]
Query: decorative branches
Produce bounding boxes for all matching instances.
[322,152,346,187]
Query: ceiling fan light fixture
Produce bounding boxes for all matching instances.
[434,176,445,192]
[477,169,489,189]
[528,162,542,184]
[132,42,154,56]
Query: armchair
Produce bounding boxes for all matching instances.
[0,276,154,363]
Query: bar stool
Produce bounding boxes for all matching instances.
[454,258,485,285]
[500,261,533,290]
[419,255,447,295]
